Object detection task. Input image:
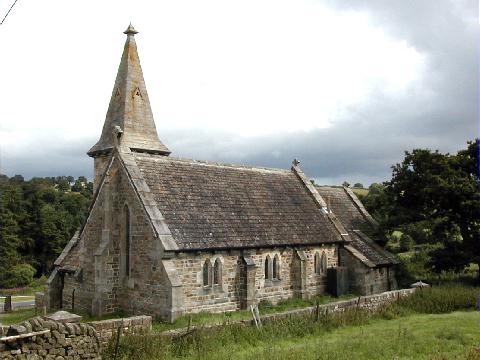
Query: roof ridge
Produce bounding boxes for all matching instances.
[133,153,292,174]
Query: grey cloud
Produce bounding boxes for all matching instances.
[2,0,476,186]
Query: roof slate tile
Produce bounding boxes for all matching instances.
[133,153,340,250]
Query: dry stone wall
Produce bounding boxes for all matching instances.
[161,288,416,337]
[89,316,151,348]
[252,288,416,325]
[0,315,151,359]
[0,317,101,360]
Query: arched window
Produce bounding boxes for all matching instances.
[203,259,211,286]
[273,254,280,280]
[213,258,222,285]
[314,252,321,274]
[265,255,271,280]
[124,205,131,277]
[321,252,327,274]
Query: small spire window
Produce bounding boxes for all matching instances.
[133,86,142,98]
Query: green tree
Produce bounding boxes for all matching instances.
[365,140,480,281]
[399,234,414,252]
[0,174,93,284]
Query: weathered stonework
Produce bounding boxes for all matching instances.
[169,245,337,315]
[55,157,171,319]
[0,315,151,359]
[46,25,398,323]
[0,317,101,359]
[340,248,397,295]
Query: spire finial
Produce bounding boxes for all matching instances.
[124,23,138,35]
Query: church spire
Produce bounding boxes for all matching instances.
[88,25,170,158]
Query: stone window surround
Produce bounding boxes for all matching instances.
[202,258,212,286]
[121,201,134,289]
[314,252,321,274]
[313,249,328,276]
[201,256,224,292]
[124,204,132,278]
[321,251,328,274]
[213,258,222,285]
[264,252,282,287]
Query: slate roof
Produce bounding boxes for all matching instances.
[133,153,341,250]
[316,186,398,266]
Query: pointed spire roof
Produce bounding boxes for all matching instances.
[88,25,170,157]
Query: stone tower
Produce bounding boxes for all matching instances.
[88,24,170,191]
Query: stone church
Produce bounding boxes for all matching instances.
[46,25,398,322]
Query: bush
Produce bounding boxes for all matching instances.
[390,285,479,314]
[0,263,36,289]
[399,234,414,252]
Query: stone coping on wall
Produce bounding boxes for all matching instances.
[88,315,151,330]
[162,288,416,337]
[88,315,152,347]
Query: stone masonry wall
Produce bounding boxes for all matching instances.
[59,158,169,318]
[0,316,151,359]
[253,288,416,325]
[173,245,338,314]
[89,315,152,348]
[340,248,395,295]
[0,317,101,359]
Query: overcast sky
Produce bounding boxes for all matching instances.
[0,0,477,185]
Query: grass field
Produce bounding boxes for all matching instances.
[107,311,480,360]
[104,285,480,360]
[237,312,480,360]
[0,308,36,325]
[0,296,35,305]
[0,276,47,297]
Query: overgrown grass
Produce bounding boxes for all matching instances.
[0,276,47,297]
[105,285,480,360]
[392,284,479,314]
[108,308,373,359]
[105,311,480,360]
[0,308,36,326]
[153,293,355,332]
